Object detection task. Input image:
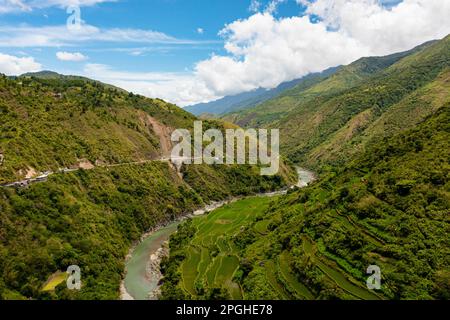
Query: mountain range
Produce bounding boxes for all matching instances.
[184,67,339,116]
[160,35,450,300]
[0,35,448,300]
[222,37,449,170]
[0,71,294,300]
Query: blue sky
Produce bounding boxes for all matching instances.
[0,1,306,74]
[0,0,448,106]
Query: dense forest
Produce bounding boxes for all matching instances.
[0,73,194,183]
[0,74,294,300]
[160,36,450,300]
[223,35,450,172]
[161,105,449,300]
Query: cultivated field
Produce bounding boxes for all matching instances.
[175,196,383,300]
[179,197,274,298]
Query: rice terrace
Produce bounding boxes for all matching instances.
[178,197,272,300]
[159,195,384,300]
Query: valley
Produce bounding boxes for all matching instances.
[161,106,449,300]
[0,73,295,300]
[157,36,450,300]
[123,167,315,300]
[0,33,448,301]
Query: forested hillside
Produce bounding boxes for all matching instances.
[0,73,194,183]
[161,105,449,300]
[0,74,294,300]
[223,37,449,171]
[0,159,292,300]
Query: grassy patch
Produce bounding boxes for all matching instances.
[42,271,68,292]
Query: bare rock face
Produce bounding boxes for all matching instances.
[77,159,95,170]
[120,282,134,300]
[139,112,174,158]
[146,243,170,300]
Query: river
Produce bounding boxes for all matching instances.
[120,167,316,300]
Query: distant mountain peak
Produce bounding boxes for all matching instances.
[21,70,63,78]
[185,67,339,116]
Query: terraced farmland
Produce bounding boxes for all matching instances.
[165,194,384,300]
[300,237,381,300]
[177,196,276,299]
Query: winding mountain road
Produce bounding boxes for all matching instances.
[0,156,199,188]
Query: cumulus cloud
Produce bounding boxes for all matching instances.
[0,53,41,75]
[195,13,368,96]
[56,51,87,61]
[185,0,450,103]
[297,0,450,54]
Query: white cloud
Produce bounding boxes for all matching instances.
[129,50,143,56]
[298,0,450,55]
[265,0,287,14]
[0,0,114,13]
[197,28,204,34]
[81,63,219,107]
[0,53,41,75]
[183,0,450,103]
[0,24,207,47]
[194,12,368,96]
[56,51,87,61]
[249,0,261,13]
[0,0,31,13]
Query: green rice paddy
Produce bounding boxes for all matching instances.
[180,196,275,298]
[175,197,382,300]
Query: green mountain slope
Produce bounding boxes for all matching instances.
[0,74,296,185]
[306,67,450,169]
[0,74,195,183]
[0,74,295,300]
[222,40,436,129]
[19,71,126,92]
[162,104,450,300]
[283,35,450,169]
